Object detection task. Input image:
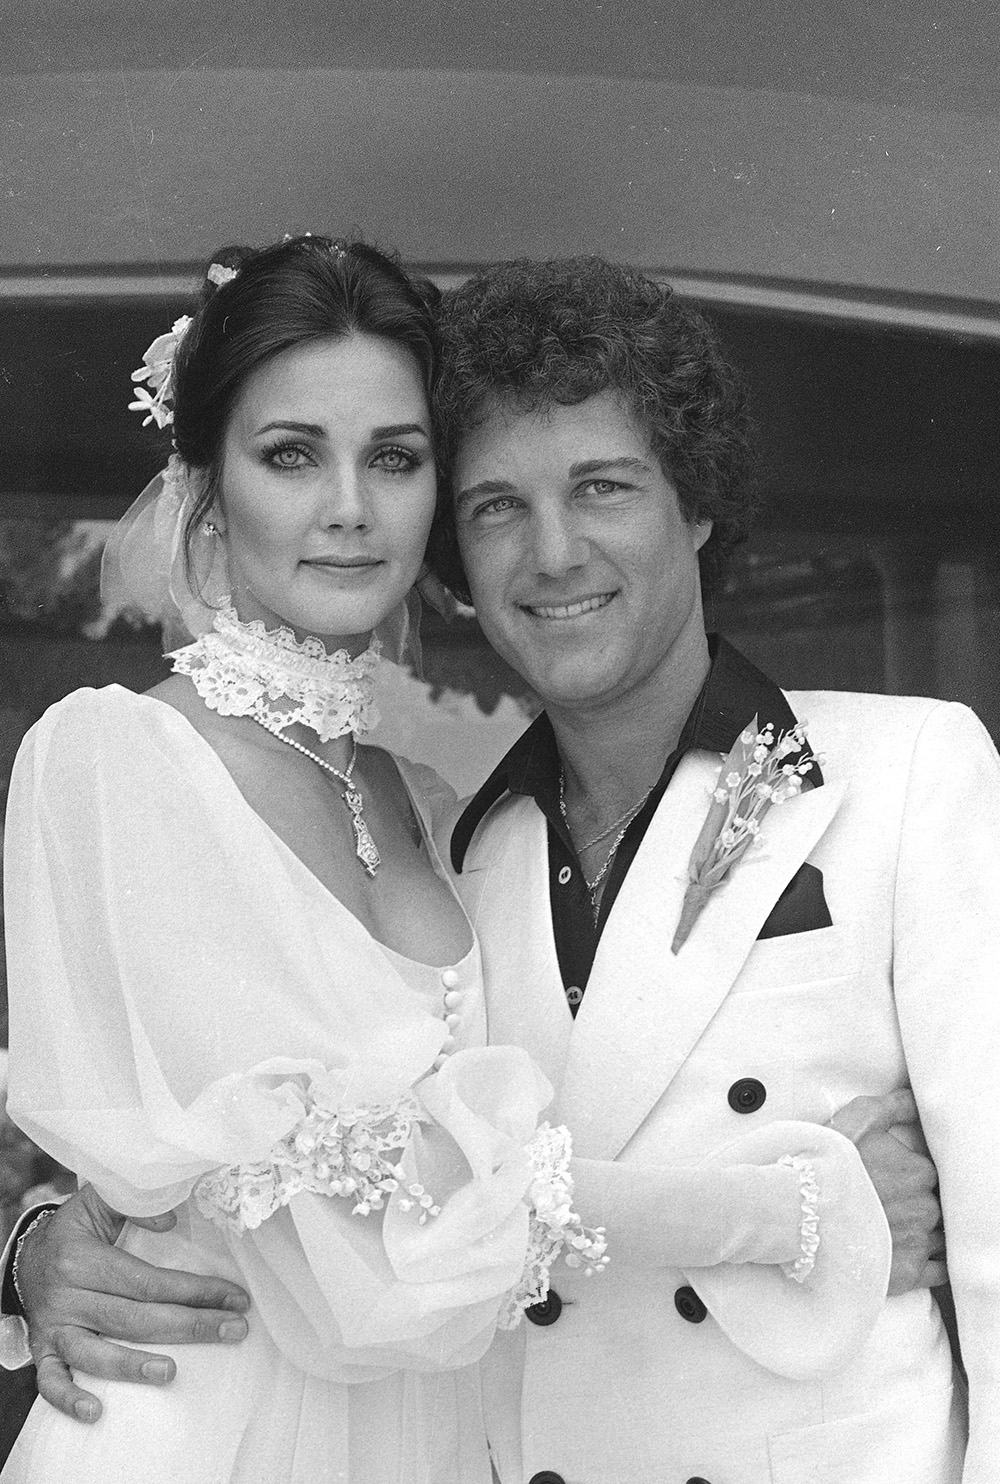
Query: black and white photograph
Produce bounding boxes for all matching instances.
[1,4,998,1480]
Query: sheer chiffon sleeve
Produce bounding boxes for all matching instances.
[2,690,547,1379]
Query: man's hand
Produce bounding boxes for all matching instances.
[16,1184,250,1423]
[828,1090,946,1296]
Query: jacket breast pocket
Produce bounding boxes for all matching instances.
[732,922,858,993]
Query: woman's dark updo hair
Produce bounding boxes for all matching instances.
[170,234,441,558]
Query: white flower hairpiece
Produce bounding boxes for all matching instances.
[128,263,239,429]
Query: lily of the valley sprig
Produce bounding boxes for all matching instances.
[670,716,819,954]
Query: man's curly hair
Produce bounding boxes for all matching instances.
[428,256,758,604]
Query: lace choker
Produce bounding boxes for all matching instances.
[170,603,382,742]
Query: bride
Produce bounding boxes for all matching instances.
[2,235,889,1483]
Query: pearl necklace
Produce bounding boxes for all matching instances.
[171,604,383,876]
[252,715,381,878]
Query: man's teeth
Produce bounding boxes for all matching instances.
[528,594,614,619]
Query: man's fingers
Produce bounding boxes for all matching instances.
[49,1325,178,1386]
[830,1090,919,1142]
[62,1291,249,1346]
[56,1245,249,1313]
[34,1351,103,1424]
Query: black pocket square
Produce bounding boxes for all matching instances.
[757,862,833,940]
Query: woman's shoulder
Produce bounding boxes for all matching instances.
[16,684,197,786]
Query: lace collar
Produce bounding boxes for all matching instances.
[169,603,382,742]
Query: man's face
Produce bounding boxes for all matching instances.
[453,391,712,712]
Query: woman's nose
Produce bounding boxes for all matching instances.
[321,466,368,528]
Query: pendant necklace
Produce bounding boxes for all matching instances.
[252,714,381,878]
[559,772,654,915]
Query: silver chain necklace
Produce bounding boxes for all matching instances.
[558,773,654,910]
[252,715,381,878]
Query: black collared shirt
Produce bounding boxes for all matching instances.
[451,636,818,1014]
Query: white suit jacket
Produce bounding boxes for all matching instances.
[454,691,1000,1484]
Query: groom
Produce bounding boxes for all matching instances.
[3,259,984,1480]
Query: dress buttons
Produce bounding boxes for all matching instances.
[444,1013,461,1029]
[439,1034,455,1052]
[442,989,462,1010]
[686,1478,712,1483]
[432,1054,448,1070]
[528,1473,566,1484]
[674,1285,707,1323]
[440,969,460,989]
[728,1077,767,1114]
[525,1289,562,1326]
[557,866,572,885]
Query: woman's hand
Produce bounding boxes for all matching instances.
[16,1184,251,1422]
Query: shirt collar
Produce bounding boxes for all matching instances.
[450,635,819,872]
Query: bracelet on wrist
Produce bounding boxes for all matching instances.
[11,1207,57,1310]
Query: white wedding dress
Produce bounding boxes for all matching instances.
[0,686,539,1484]
[1,686,895,1484]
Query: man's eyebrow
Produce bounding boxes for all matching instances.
[568,456,652,477]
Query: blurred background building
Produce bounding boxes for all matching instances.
[1,1,998,1359]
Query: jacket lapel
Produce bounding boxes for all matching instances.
[456,796,574,1095]
[559,752,847,1160]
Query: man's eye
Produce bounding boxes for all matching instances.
[372,446,421,473]
[475,496,520,518]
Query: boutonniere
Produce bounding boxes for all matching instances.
[670,716,820,953]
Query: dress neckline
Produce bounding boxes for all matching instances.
[121,685,476,969]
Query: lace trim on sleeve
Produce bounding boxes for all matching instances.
[194,1087,422,1231]
[498,1123,609,1329]
[777,1153,820,1283]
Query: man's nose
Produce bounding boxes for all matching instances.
[529,507,588,576]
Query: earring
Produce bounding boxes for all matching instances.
[203,520,219,537]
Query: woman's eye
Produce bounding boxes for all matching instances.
[372,445,420,473]
[582,479,622,496]
[264,442,312,470]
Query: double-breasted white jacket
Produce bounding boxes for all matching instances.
[452,690,1000,1484]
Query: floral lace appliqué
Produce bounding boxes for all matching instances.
[195,1082,421,1231]
[777,1154,820,1283]
[171,605,381,743]
[498,1122,609,1328]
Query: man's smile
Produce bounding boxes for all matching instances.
[520,591,617,621]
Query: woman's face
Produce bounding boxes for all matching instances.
[214,333,436,650]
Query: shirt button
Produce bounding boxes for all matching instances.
[525,1290,562,1326]
[443,989,462,1010]
[528,1473,567,1484]
[728,1077,767,1114]
[557,866,572,885]
[441,969,460,989]
[565,986,583,1007]
[674,1285,708,1324]
[686,1478,713,1483]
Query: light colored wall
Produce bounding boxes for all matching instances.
[5,65,998,298]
